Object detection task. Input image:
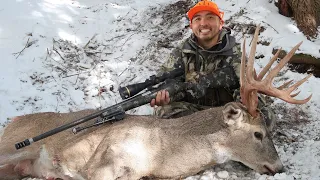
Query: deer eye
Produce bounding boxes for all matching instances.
[254,132,263,141]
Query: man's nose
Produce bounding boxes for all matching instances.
[199,18,208,25]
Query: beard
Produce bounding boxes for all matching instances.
[198,31,219,42]
[200,34,215,41]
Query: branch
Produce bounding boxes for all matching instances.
[48,56,68,73]
[262,20,279,34]
[84,33,98,49]
[13,37,30,59]
[52,47,65,61]
[62,71,88,78]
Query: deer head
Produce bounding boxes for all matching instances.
[228,24,312,174]
[221,102,283,174]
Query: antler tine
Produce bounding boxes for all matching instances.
[277,79,293,90]
[240,37,246,88]
[284,92,312,104]
[257,48,282,81]
[290,91,300,97]
[282,74,313,104]
[240,25,261,117]
[277,80,305,97]
[286,74,312,92]
[265,41,303,83]
[240,36,249,106]
[246,26,260,83]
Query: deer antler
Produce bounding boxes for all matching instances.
[240,25,312,117]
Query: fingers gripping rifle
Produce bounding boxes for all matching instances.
[15,69,185,150]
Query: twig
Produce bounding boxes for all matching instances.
[118,67,128,77]
[48,56,68,72]
[84,33,98,49]
[116,11,131,22]
[62,71,88,78]
[45,48,50,61]
[240,16,279,34]
[262,20,279,34]
[55,97,59,112]
[119,33,136,51]
[13,37,30,59]
[74,73,79,85]
[52,38,58,43]
[104,34,126,43]
[52,47,65,61]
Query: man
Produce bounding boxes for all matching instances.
[150,0,275,130]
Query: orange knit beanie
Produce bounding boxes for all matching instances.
[187,0,224,22]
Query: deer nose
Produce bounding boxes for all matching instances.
[277,166,286,173]
[273,160,285,174]
[276,160,285,173]
[274,163,286,174]
[263,160,284,175]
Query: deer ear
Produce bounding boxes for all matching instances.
[222,103,243,126]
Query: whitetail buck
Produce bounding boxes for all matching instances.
[0,26,312,180]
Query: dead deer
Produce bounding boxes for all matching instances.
[0,25,312,180]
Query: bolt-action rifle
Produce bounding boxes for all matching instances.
[15,68,185,150]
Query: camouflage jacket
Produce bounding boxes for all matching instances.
[160,27,241,106]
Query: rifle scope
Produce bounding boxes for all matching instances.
[118,68,183,99]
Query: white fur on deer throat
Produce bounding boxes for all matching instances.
[34,145,85,179]
[212,143,232,164]
[32,145,60,178]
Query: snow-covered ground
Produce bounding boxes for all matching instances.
[0,0,320,179]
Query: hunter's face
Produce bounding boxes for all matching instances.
[190,11,222,43]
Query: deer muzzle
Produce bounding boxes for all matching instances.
[263,159,284,175]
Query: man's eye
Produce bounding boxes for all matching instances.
[194,18,200,21]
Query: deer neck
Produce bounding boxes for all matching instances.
[156,107,231,157]
[148,107,233,175]
[157,106,229,138]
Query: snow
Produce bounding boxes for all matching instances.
[1,0,320,179]
[217,171,229,179]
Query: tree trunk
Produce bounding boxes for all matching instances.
[277,0,293,17]
[276,0,320,37]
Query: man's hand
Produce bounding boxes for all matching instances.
[150,90,170,107]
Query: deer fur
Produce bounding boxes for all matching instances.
[0,102,283,180]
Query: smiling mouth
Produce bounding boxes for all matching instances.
[200,29,211,33]
[263,165,275,175]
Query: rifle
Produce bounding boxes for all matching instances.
[15,69,185,150]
